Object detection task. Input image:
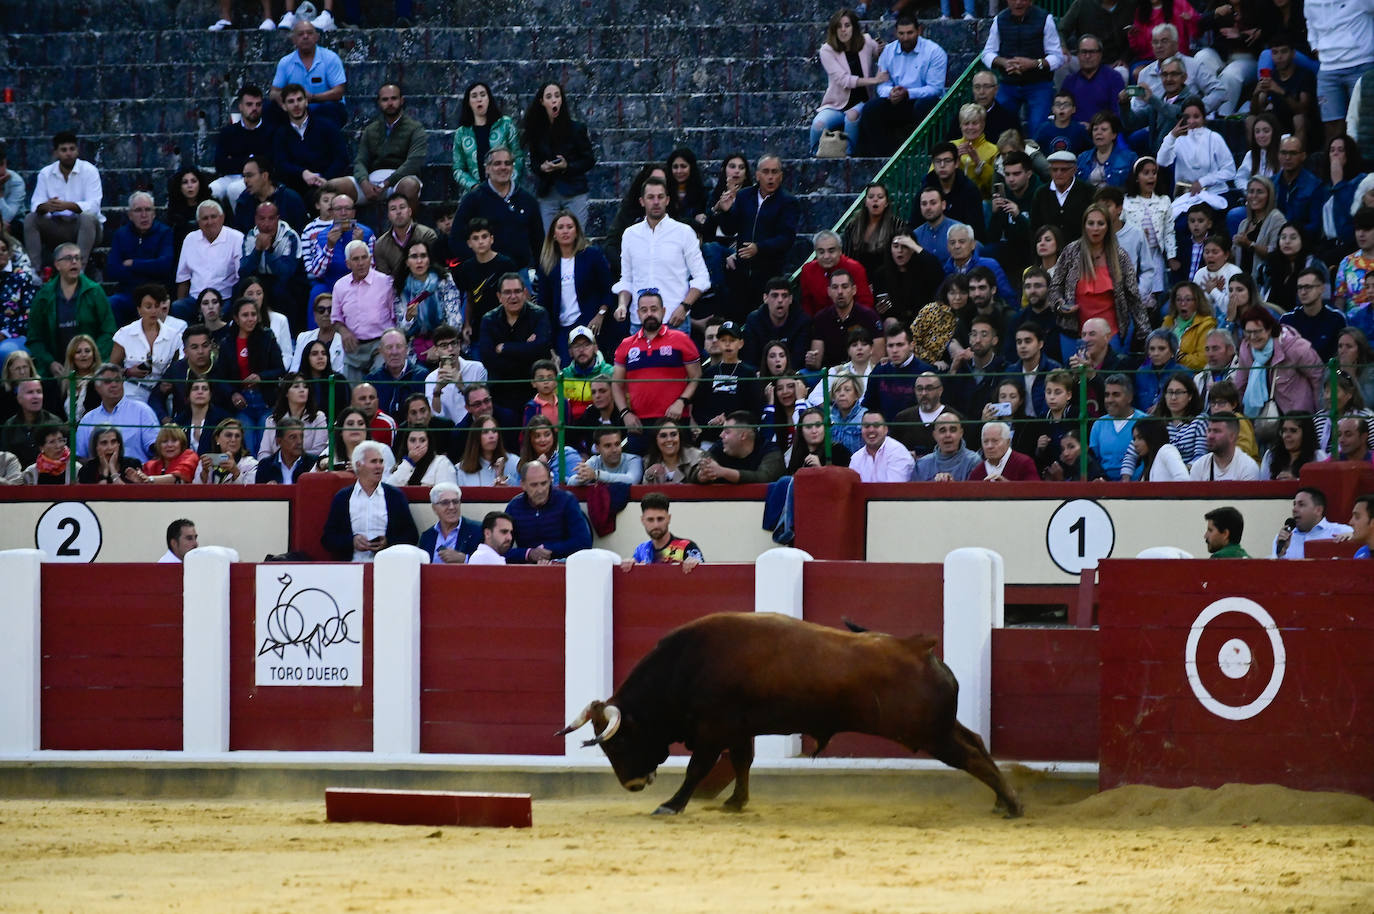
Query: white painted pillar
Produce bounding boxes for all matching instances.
[373,545,428,755]
[563,549,620,759]
[182,546,238,754]
[1136,546,1194,559]
[0,550,44,754]
[942,547,1003,746]
[753,547,812,759]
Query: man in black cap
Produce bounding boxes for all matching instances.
[692,320,761,443]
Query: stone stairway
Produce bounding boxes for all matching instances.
[0,2,988,267]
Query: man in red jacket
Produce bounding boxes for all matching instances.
[797,230,873,317]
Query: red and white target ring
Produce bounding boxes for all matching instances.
[1184,597,1286,721]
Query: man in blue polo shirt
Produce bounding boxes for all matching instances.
[270,18,348,129]
[1349,494,1373,559]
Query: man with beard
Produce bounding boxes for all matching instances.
[621,492,703,572]
[985,152,1040,292]
[613,290,701,432]
[857,15,947,157]
[948,315,1007,442]
[612,176,709,334]
[964,267,1012,339]
[558,326,614,422]
[892,372,956,457]
[1005,268,1061,362]
[810,269,883,369]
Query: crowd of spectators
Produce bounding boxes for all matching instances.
[2,4,1374,562]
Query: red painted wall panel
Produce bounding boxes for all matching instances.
[991,628,1099,760]
[40,564,183,750]
[419,565,565,755]
[611,564,757,687]
[229,564,373,751]
[800,562,945,757]
[1098,559,1374,797]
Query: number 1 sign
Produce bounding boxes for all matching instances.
[1045,499,1115,575]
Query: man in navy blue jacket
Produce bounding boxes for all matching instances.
[717,155,801,322]
[861,326,935,419]
[503,461,592,563]
[106,192,175,324]
[321,441,419,561]
[452,148,545,271]
[211,85,276,206]
[256,417,318,484]
[417,482,484,563]
[272,84,349,200]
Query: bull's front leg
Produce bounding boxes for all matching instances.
[721,737,754,812]
[653,747,722,816]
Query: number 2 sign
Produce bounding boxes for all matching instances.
[35,502,103,563]
[1045,499,1114,575]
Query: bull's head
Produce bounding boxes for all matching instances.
[558,700,665,791]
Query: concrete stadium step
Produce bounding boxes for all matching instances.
[0,1,975,32]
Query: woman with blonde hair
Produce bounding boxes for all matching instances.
[1231,176,1285,274]
[952,103,997,197]
[809,8,884,156]
[1049,203,1149,354]
[535,209,614,362]
[63,333,101,417]
[142,421,199,484]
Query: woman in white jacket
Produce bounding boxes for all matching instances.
[1157,99,1236,218]
[1131,418,1189,481]
[809,9,885,156]
[387,427,456,487]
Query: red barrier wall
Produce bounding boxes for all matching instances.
[798,562,945,757]
[612,564,756,688]
[229,564,373,750]
[1098,559,1374,797]
[419,565,565,755]
[991,628,1098,760]
[40,564,183,750]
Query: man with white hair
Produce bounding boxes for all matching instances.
[969,421,1039,480]
[1135,24,1227,115]
[418,482,483,564]
[331,239,393,380]
[172,199,244,321]
[321,439,419,562]
[798,230,874,317]
[106,191,175,325]
[943,224,1015,303]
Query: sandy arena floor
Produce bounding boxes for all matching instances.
[2,779,1372,913]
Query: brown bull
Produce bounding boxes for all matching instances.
[559,612,1023,817]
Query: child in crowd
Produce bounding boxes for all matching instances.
[522,359,562,426]
[1033,91,1090,156]
[453,218,517,346]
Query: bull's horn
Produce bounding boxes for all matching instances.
[556,701,598,737]
[597,704,622,743]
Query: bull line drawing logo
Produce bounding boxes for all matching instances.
[257,572,359,660]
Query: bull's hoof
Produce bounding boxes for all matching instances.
[721,797,747,813]
[652,805,680,816]
[1001,805,1025,819]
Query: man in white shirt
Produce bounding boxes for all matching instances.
[158,519,198,564]
[320,440,419,561]
[612,176,710,334]
[172,200,244,321]
[1272,487,1354,558]
[424,324,488,422]
[850,410,916,482]
[23,130,103,267]
[1135,24,1227,114]
[468,511,516,565]
[1188,414,1260,481]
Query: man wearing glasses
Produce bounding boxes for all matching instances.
[452,147,543,271]
[1060,34,1125,118]
[25,242,116,379]
[306,193,374,319]
[75,362,159,461]
[418,482,483,564]
[1280,267,1349,362]
[106,192,175,326]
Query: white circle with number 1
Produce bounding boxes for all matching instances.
[35,502,103,563]
[1045,499,1115,575]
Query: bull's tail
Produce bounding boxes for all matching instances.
[841,617,868,633]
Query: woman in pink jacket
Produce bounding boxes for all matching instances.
[1235,306,1324,416]
[809,9,886,157]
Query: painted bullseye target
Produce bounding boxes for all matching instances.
[1185,598,1285,721]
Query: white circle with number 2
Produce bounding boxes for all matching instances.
[35,502,102,563]
[1046,499,1114,575]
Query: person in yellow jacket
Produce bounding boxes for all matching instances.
[953,104,998,199]
[1161,280,1218,371]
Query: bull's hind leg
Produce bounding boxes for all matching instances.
[924,722,1024,818]
[721,737,754,812]
[654,746,723,816]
